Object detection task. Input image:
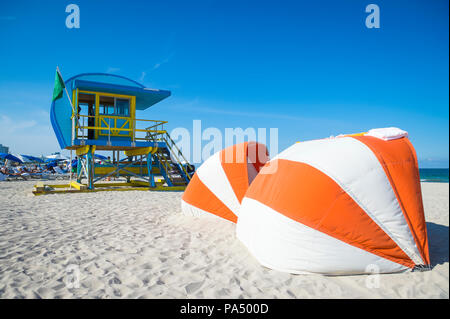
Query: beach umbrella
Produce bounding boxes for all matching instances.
[20,155,45,163]
[0,153,24,164]
[45,160,58,168]
[13,154,26,163]
[94,154,108,160]
[45,158,62,163]
[46,153,68,161]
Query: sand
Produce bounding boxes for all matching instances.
[0,181,448,299]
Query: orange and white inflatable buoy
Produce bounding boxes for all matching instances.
[181,141,269,223]
[237,130,430,275]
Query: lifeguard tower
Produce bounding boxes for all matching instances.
[34,73,194,195]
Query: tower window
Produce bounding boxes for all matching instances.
[99,96,130,117]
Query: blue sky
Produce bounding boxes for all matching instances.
[0,0,448,167]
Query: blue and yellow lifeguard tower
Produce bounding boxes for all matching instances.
[35,72,194,194]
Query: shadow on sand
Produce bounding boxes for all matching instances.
[426,222,449,268]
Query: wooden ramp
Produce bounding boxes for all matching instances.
[32,180,186,196]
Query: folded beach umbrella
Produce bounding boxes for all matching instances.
[237,128,430,275]
[181,141,269,223]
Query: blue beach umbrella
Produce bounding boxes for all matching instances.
[94,154,108,160]
[45,158,61,163]
[45,160,58,168]
[45,153,68,161]
[0,153,24,164]
[21,155,45,163]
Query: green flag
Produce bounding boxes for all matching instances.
[52,69,65,101]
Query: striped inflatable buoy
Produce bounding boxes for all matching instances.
[237,135,430,274]
[181,141,269,223]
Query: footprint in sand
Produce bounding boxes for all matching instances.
[185,281,203,294]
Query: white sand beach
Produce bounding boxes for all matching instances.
[0,181,448,299]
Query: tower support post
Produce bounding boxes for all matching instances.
[147,152,155,188]
[87,146,94,190]
[76,156,82,183]
[126,156,132,183]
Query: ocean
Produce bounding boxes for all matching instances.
[419,168,449,183]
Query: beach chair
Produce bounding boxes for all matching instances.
[54,166,70,180]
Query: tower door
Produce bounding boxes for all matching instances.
[88,104,95,139]
[77,93,96,140]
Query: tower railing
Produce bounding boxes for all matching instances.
[74,114,168,143]
[145,125,194,183]
[71,114,194,186]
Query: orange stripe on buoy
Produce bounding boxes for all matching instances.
[220,143,249,203]
[182,173,237,223]
[353,136,430,265]
[220,142,270,203]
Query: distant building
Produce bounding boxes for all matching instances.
[0,144,9,154]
